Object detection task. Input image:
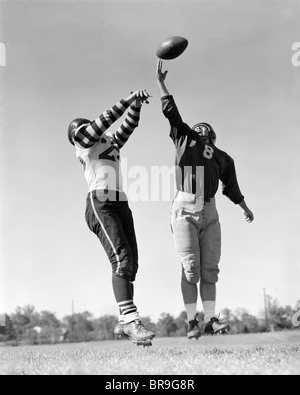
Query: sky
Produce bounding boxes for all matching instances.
[0,0,300,322]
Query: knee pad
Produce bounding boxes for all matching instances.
[180,252,201,284]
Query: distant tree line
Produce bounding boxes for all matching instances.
[0,296,298,346]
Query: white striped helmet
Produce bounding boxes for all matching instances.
[68,118,90,145]
[192,122,217,144]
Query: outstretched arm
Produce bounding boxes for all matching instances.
[74,90,150,149]
[114,90,151,149]
[220,155,254,224]
[156,60,170,98]
[156,60,190,143]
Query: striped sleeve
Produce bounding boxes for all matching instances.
[74,99,130,149]
[113,105,142,149]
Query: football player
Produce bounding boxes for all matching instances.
[68,90,155,347]
[156,60,254,339]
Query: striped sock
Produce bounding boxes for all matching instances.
[118,300,139,324]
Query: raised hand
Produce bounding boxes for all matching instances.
[156,60,168,83]
[129,90,152,106]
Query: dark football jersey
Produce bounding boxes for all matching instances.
[162,95,244,204]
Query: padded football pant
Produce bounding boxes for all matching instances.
[85,190,139,304]
[171,192,221,304]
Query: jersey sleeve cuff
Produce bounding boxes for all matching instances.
[235,196,245,205]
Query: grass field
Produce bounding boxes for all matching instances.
[0,331,300,375]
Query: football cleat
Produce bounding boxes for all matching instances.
[187,315,202,340]
[123,319,155,347]
[204,317,230,335]
[114,322,126,339]
[134,339,153,348]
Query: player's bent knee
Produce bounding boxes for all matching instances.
[180,252,201,284]
[130,265,138,283]
[201,268,220,284]
[115,268,133,282]
[113,256,135,281]
[184,272,200,284]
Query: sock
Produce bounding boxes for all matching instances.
[112,274,133,302]
[202,301,216,324]
[124,312,140,324]
[185,303,197,323]
[118,300,140,324]
[113,275,140,324]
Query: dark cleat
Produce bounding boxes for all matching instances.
[187,315,202,340]
[204,317,230,335]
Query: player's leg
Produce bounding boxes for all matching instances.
[118,202,139,283]
[86,208,155,345]
[112,202,138,328]
[115,201,138,325]
[199,217,220,321]
[116,202,156,345]
[113,201,140,336]
[199,203,229,334]
[171,210,201,339]
[86,193,155,344]
[86,195,137,318]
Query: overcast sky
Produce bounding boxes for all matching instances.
[1,0,300,321]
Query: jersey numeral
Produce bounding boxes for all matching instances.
[203,145,214,159]
[292,302,300,327]
[99,146,119,162]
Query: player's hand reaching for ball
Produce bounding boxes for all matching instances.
[128,90,152,107]
[156,60,171,97]
[156,60,168,83]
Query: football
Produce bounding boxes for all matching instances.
[156,36,189,60]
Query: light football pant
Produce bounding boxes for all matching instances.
[171,192,221,287]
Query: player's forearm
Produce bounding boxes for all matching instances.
[161,94,186,130]
[114,104,142,149]
[125,93,137,106]
[239,200,254,213]
[157,80,171,98]
[93,99,130,134]
[74,99,130,148]
[239,199,247,210]
[239,199,254,222]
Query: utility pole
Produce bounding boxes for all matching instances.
[71,300,75,342]
[263,289,269,332]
